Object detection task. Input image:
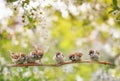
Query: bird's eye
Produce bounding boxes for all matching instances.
[56,54,59,57]
[89,50,94,54]
[69,56,73,59]
[71,56,75,59]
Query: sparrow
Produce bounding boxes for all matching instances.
[89,49,100,62]
[26,48,44,64]
[53,51,64,64]
[9,51,26,64]
[69,52,83,62]
[26,51,37,63]
[34,48,44,61]
[18,53,27,64]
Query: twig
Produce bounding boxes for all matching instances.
[98,61,113,65]
[7,60,113,67]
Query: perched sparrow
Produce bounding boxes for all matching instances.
[26,51,37,63]
[26,48,44,64]
[10,52,19,64]
[89,50,100,62]
[18,53,27,64]
[69,52,83,62]
[35,48,44,61]
[53,51,64,64]
[33,48,44,63]
[9,51,26,64]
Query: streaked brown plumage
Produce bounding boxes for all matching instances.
[9,51,26,64]
[53,51,64,64]
[69,52,83,62]
[89,50,100,62]
[27,48,44,64]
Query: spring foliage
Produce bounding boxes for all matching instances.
[0,0,120,81]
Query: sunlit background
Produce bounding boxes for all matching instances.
[0,0,120,81]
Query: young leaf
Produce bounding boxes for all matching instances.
[112,0,118,9]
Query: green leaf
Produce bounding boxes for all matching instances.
[116,14,120,20]
[7,0,17,2]
[108,9,115,14]
[27,16,33,22]
[24,0,30,4]
[112,0,118,9]
[22,0,30,7]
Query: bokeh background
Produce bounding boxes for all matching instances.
[0,0,120,81]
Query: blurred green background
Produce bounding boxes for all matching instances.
[0,0,120,81]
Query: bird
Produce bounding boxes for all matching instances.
[9,51,26,64]
[26,48,44,64]
[89,49,100,62]
[53,51,64,64]
[69,52,83,62]
[18,53,27,64]
[34,48,44,62]
[26,51,36,64]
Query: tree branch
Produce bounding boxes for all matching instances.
[7,60,113,67]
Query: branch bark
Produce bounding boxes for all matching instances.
[7,60,113,67]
